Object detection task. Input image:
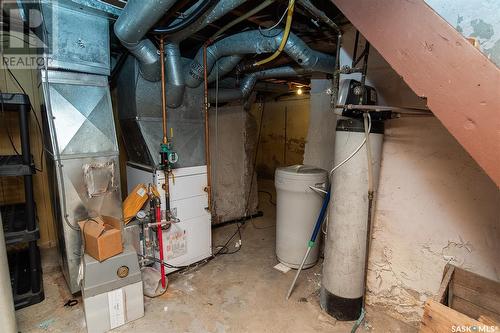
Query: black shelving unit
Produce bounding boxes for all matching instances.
[0,92,44,310]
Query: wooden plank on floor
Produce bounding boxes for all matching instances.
[478,315,499,326]
[420,300,484,333]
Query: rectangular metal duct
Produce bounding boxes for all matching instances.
[116,56,206,168]
[40,70,122,294]
[37,0,111,75]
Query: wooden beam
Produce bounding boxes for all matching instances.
[332,0,500,186]
[434,264,455,304]
[420,300,485,333]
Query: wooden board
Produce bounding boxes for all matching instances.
[452,296,500,324]
[450,266,500,322]
[420,300,486,333]
[434,264,455,304]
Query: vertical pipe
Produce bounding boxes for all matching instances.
[203,45,212,210]
[159,38,172,217]
[331,33,342,108]
[0,216,17,333]
[155,200,165,289]
[160,38,168,145]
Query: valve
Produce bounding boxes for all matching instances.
[160,141,178,169]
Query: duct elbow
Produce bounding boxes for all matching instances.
[129,39,161,82]
[114,0,178,82]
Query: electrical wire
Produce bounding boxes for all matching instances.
[254,0,296,67]
[258,190,276,206]
[259,5,288,33]
[211,0,276,41]
[328,113,372,179]
[152,0,216,35]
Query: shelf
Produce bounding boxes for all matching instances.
[1,204,40,245]
[0,93,31,112]
[0,155,34,176]
[8,245,44,310]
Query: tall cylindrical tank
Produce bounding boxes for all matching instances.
[321,118,384,320]
[275,165,328,269]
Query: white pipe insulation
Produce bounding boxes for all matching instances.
[320,118,384,320]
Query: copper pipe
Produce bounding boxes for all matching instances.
[203,44,212,211]
[159,37,172,220]
[159,38,168,145]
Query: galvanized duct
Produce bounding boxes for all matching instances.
[207,55,244,83]
[165,43,185,107]
[114,0,178,82]
[169,0,249,43]
[186,29,335,89]
[165,0,248,107]
[209,66,312,102]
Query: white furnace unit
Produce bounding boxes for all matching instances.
[126,163,212,272]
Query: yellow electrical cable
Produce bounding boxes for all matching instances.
[253,0,296,67]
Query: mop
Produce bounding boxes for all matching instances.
[286,190,330,300]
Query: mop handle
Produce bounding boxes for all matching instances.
[286,190,330,300]
[310,190,330,245]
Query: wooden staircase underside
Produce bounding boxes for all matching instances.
[332,0,500,186]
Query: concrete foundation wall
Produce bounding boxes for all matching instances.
[367,116,500,325]
[250,97,310,179]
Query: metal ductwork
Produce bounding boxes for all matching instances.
[114,0,178,82]
[209,66,312,102]
[163,0,249,107]
[164,43,185,107]
[169,0,249,43]
[187,29,336,89]
[207,55,244,83]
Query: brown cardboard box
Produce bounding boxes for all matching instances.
[78,216,123,262]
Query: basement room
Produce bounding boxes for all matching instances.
[0,0,499,332]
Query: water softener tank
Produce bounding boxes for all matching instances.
[275,165,328,269]
[321,118,384,320]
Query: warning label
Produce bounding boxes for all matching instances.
[165,225,187,260]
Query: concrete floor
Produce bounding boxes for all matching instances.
[16,183,416,333]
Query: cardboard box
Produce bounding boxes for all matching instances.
[123,183,149,224]
[78,216,123,262]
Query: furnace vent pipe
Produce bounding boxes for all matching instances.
[114,0,178,82]
[186,29,335,88]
